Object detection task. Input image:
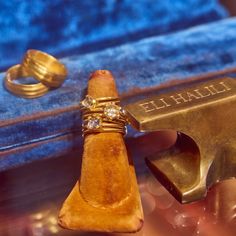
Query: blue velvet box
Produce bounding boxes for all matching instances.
[0,0,227,70]
[1,1,236,172]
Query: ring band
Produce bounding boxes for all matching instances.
[21,49,67,88]
[83,113,126,124]
[80,95,128,136]
[83,128,126,136]
[4,64,49,98]
[82,118,126,135]
[82,113,127,123]
[79,95,120,110]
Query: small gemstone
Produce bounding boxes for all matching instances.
[104,104,120,119]
[121,108,127,116]
[81,95,96,108]
[86,117,101,129]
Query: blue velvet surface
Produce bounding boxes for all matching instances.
[0,0,227,70]
[0,18,236,171]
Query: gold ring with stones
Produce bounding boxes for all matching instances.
[79,95,120,110]
[83,117,125,129]
[80,95,126,119]
[82,120,127,135]
[82,112,127,124]
[4,64,49,98]
[80,95,128,136]
[21,49,67,88]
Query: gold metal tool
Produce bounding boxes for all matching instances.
[124,77,236,203]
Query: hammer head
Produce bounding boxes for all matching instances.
[125,77,236,203]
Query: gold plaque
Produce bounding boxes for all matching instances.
[125,78,236,203]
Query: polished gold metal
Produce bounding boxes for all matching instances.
[83,127,126,136]
[94,96,120,102]
[82,114,127,136]
[124,77,236,203]
[79,95,120,110]
[22,49,67,88]
[82,108,127,122]
[4,64,49,98]
[81,95,127,136]
[83,116,126,128]
[83,114,127,124]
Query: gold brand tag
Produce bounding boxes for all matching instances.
[125,77,236,203]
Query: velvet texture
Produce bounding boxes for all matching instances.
[0,0,227,70]
[1,18,236,171]
[58,71,143,232]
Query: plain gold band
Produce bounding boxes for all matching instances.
[93,97,120,102]
[21,49,67,88]
[79,96,120,110]
[83,127,126,136]
[4,64,49,98]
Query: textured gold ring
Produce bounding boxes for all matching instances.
[4,64,49,98]
[22,49,67,88]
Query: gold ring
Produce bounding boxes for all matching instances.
[82,113,127,124]
[83,128,126,136]
[21,49,67,88]
[80,95,128,136]
[79,95,120,110]
[82,117,127,135]
[4,64,49,98]
[83,119,126,129]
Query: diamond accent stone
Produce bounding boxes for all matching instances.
[81,95,96,108]
[104,104,120,119]
[121,108,127,116]
[86,117,101,129]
